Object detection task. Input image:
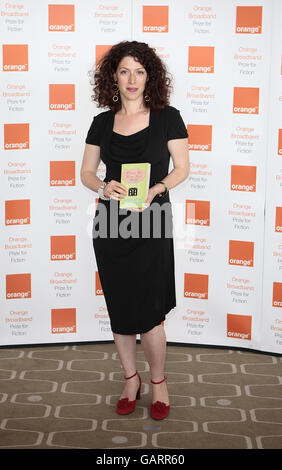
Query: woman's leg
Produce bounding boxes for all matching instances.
[113,332,140,401]
[140,324,169,405]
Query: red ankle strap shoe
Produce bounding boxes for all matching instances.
[150,376,170,420]
[116,371,141,415]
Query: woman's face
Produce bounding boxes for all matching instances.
[113,56,148,103]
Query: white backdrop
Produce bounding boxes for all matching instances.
[1,0,281,353]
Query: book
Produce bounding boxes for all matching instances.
[120,162,151,209]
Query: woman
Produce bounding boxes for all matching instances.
[80,41,190,420]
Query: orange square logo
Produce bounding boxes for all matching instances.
[95,271,103,295]
[49,84,75,110]
[229,240,254,268]
[50,161,75,186]
[2,44,28,71]
[273,282,282,308]
[50,235,76,261]
[187,124,212,151]
[236,6,262,34]
[6,273,31,299]
[48,4,75,32]
[188,46,214,73]
[278,129,282,156]
[4,123,29,150]
[184,273,209,300]
[227,314,252,340]
[95,45,112,65]
[275,207,282,233]
[51,308,76,334]
[185,200,210,226]
[233,87,259,114]
[5,199,30,225]
[231,165,257,192]
[143,5,169,33]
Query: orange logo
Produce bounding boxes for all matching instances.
[95,271,103,295]
[50,161,75,186]
[4,123,29,150]
[95,45,112,65]
[184,273,209,300]
[187,124,212,151]
[233,87,259,114]
[231,165,256,192]
[236,6,262,34]
[185,200,210,226]
[229,240,254,267]
[275,207,282,233]
[50,235,76,261]
[273,282,282,308]
[227,314,252,340]
[49,84,75,110]
[5,199,30,225]
[142,5,169,33]
[48,4,75,32]
[188,46,214,73]
[2,44,28,71]
[6,273,31,299]
[51,308,76,334]
[278,129,282,155]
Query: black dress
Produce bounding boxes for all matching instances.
[85,105,188,335]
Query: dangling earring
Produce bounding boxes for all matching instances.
[144,94,150,102]
[112,82,119,102]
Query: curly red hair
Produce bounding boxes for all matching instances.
[90,41,172,112]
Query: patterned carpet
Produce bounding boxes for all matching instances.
[0,341,281,449]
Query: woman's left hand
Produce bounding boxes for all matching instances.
[128,185,160,212]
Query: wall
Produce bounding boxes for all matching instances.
[1,0,281,353]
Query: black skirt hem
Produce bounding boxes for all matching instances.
[110,304,176,335]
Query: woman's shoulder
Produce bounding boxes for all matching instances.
[154,105,181,120]
[85,109,113,144]
[158,105,188,139]
[92,108,113,123]
[162,105,181,115]
[156,105,182,123]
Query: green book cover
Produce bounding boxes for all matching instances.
[120,162,151,209]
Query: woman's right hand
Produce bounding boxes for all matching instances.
[104,180,127,200]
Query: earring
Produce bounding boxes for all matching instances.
[112,82,119,102]
[144,95,150,102]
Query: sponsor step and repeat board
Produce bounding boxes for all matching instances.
[1,0,281,353]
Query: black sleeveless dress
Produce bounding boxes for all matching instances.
[85,105,188,335]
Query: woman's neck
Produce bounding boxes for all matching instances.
[118,98,147,116]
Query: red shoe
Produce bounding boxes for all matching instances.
[116,371,141,415]
[150,376,170,420]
